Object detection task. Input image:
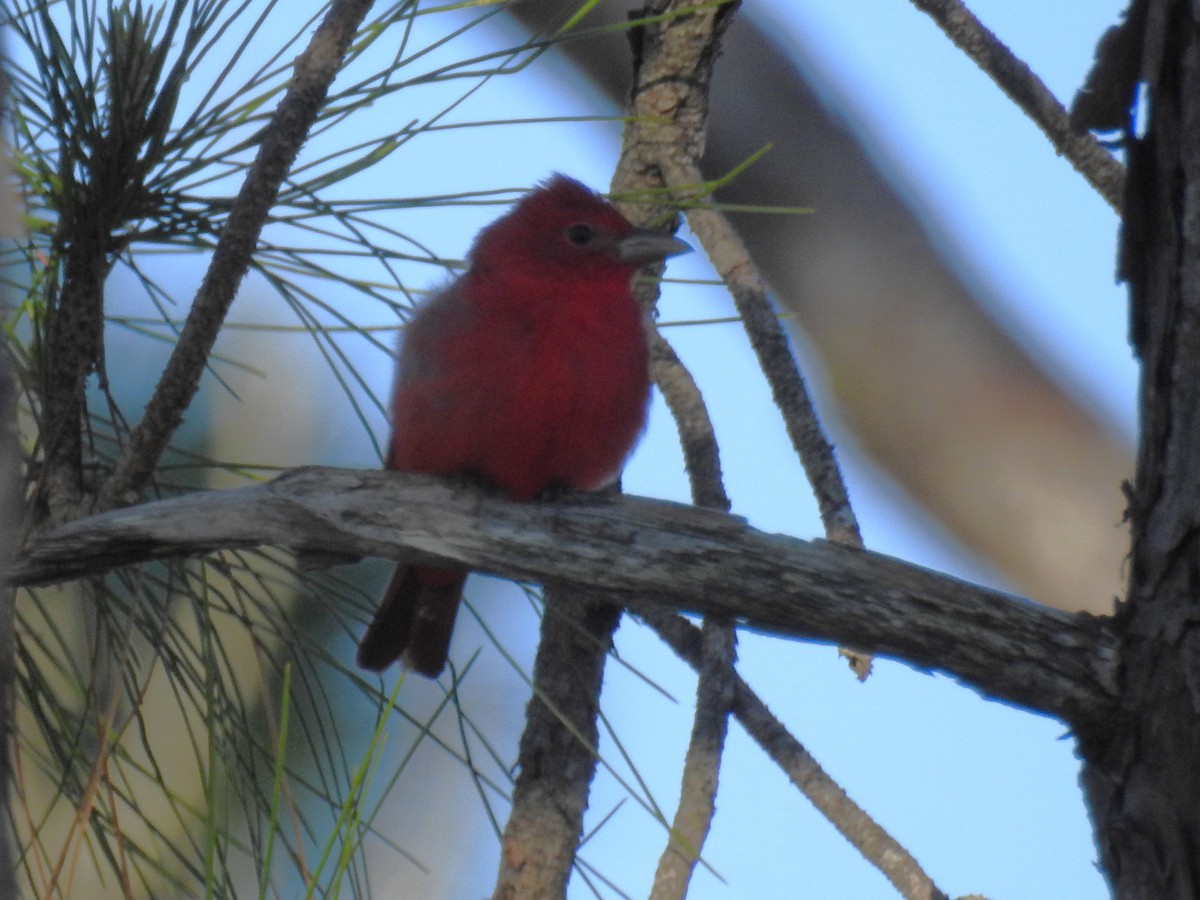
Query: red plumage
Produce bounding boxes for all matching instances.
[356,175,688,675]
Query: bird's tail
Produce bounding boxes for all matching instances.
[356,565,467,676]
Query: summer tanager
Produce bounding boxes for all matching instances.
[356,175,689,676]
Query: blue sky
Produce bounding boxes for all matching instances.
[233,2,1133,898]
[86,1,1131,896]
[316,3,1131,898]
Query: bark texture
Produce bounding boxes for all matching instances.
[11,467,1120,728]
[492,589,620,899]
[1080,1,1200,896]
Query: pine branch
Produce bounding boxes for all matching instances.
[97,0,376,510]
[11,467,1120,731]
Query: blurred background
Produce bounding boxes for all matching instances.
[10,0,1130,897]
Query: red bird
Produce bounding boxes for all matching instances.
[357,175,689,676]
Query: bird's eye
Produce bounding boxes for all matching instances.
[565,223,595,246]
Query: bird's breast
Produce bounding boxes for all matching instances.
[390,283,651,501]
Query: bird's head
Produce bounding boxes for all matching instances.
[469,174,690,282]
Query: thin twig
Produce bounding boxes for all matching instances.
[907,0,1124,212]
[665,155,875,677]
[648,615,736,899]
[664,164,863,548]
[613,0,863,549]
[640,608,951,900]
[647,329,728,512]
[96,0,376,510]
[647,323,736,899]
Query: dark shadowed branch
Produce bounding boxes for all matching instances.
[491,587,621,900]
[1078,3,1200,894]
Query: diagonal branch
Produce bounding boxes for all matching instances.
[906,0,1124,212]
[615,2,863,549]
[640,608,950,900]
[96,0,375,511]
[11,467,1120,731]
[648,301,735,900]
[665,166,864,549]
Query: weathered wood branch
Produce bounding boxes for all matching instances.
[10,466,1119,729]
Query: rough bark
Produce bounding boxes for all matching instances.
[492,589,621,899]
[10,467,1120,730]
[1078,1,1200,897]
[615,5,742,897]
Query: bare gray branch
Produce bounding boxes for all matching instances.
[12,467,1119,729]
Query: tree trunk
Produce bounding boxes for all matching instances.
[1080,2,1200,896]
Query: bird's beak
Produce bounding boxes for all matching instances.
[617,229,693,264]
